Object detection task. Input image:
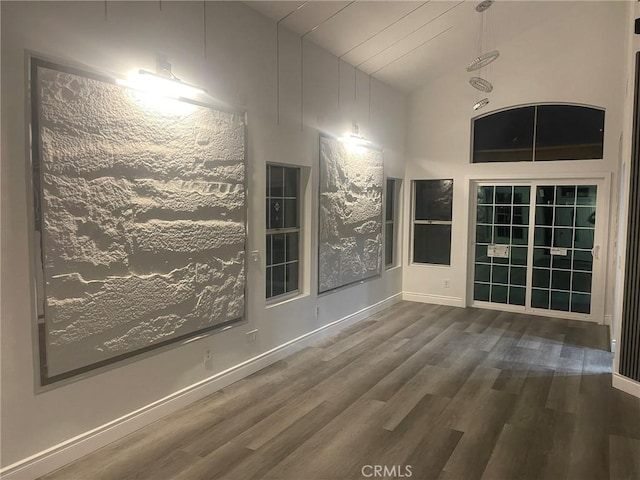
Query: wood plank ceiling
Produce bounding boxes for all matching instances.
[244,0,574,93]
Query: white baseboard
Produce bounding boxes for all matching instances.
[612,372,640,399]
[402,292,464,308]
[0,293,401,480]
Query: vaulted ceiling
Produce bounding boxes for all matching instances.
[245,1,575,93]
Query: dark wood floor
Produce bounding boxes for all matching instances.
[42,302,640,480]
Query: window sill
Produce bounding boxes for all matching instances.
[409,262,452,269]
[266,291,309,309]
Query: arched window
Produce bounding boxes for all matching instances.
[472,104,605,163]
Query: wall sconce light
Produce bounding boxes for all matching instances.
[117,59,206,100]
[340,122,372,151]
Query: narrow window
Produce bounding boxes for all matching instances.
[413,179,453,265]
[266,165,300,299]
[385,178,399,267]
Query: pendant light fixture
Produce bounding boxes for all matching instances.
[467,0,499,111]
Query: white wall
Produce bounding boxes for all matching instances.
[0,1,406,473]
[403,1,628,322]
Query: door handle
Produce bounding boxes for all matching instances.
[592,245,600,260]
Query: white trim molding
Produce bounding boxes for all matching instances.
[0,293,402,480]
[402,292,464,308]
[612,373,640,399]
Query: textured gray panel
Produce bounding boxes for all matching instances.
[33,62,246,380]
[318,136,383,293]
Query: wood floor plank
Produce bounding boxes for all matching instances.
[40,301,640,480]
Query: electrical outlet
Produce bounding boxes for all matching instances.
[246,329,258,343]
[444,279,450,288]
[204,348,213,370]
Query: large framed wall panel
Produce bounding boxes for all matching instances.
[30,59,247,385]
[318,135,383,293]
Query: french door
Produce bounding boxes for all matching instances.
[470,180,606,322]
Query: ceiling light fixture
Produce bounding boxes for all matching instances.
[469,76,493,93]
[467,0,498,110]
[473,98,490,111]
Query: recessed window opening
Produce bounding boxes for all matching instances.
[266,164,300,300]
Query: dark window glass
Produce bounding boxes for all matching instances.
[475,264,491,282]
[491,285,508,304]
[532,289,550,309]
[386,179,394,222]
[269,166,284,197]
[551,291,570,311]
[413,179,453,265]
[513,187,530,205]
[385,223,394,266]
[571,293,591,314]
[478,186,494,204]
[284,168,297,197]
[535,105,604,161]
[472,104,604,163]
[533,268,550,288]
[413,224,451,265]
[492,265,509,284]
[474,283,490,302]
[551,270,571,290]
[385,179,399,267]
[476,225,492,243]
[285,232,298,262]
[495,186,512,204]
[509,287,526,306]
[511,247,527,265]
[472,107,535,163]
[284,199,298,228]
[414,180,453,221]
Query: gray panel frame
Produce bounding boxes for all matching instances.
[317,133,384,295]
[28,55,249,388]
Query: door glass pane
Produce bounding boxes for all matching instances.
[510,267,526,286]
[475,264,491,282]
[551,291,570,311]
[478,186,494,204]
[575,207,596,228]
[511,247,528,265]
[554,207,574,226]
[495,186,512,204]
[509,287,526,306]
[533,248,551,267]
[532,289,550,309]
[512,206,529,225]
[551,250,572,270]
[534,184,597,314]
[573,250,593,271]
[532,268,550,288]
[476,225,492,243]
[475,283,490,301]
[491,285,508,304]
[513,186,530,204]
[473,184,529,307]
[571,293,591,313]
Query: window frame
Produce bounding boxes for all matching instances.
[265,163,301,302]
[411,179,454,266]
[385,177,401,269]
